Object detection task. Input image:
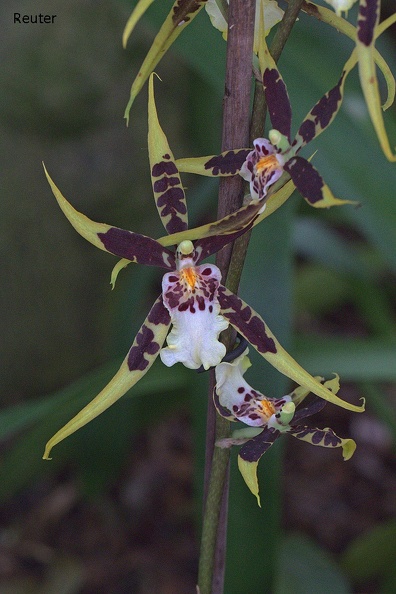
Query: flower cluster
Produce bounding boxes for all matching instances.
[43,73,363,466]
[41,0,396,503]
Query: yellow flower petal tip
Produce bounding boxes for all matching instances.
[238,457,261,507]
[342,438,357,461]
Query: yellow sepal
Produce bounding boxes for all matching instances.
[356,11,396,162]
[238,457,261,507]
[43,164,113,252]
[122,0,156,49]
[43,298,170,460]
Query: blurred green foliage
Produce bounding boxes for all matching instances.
[1,0,396,592]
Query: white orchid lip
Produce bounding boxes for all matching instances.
[160,243,228,370]
[196,334,249,373]
[215,349,294,428]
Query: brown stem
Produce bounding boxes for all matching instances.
[199,1,304,592]
[199,2,255,593]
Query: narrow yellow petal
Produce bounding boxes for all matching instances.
[356,4,396,161]
[157,199,263,246]
[253,178,295,225]
[341,438,357,461]
[302,3,395,111]
[43,163,113,252]
[110,258,132,290]
[264,342,364,412]
[148,74,188,233]
[43,297,170,459]
[218,287,365,413]
[122,0,156,48]
[238,457,261,507]
[124,1,207,123]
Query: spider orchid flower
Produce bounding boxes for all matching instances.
[214,350,357,505]
[205,0,284,54]
[42,75,363,460]
[175,42,360,208]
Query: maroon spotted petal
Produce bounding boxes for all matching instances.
[357,0,379,46]
[194,206,259,263]
[203,149,251,176]
[98,227,176,269]
[217,286,277,355]
[288,425,344,448]
[263,67,292,141]
[151,155,188,236]
[292,397,326,424]
[172,0,208,25]
[284,156,326,205]
[295,71,346,148]
[239,427,280,462]
[127,295,171,371]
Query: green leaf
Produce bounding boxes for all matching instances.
[295,264,351,316]
[274,534,350,594]
[0,393,69,442]
[140,0,226,92]
[293,217,375,280]
[295,336,396,381]
[0,362,118,502]
[341,520,396,585]
[42,297,170,460]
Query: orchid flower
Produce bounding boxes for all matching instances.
[175,36,360,208]
[205,0,284,54]
[214,349,357,505]
[42,75,363,459]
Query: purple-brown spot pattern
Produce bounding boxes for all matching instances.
[289,426,342,448]
[98,227,176,269]
[357,0,379,46]
[163,264,219,314]
[172,0,208,25]
[217,286,277,354]
[295,72,346,147]
[203,149,250,176]
[239,427,279,462]
[285,156,325,205]
[127,297,171,371]
[263,68,292,141]
[152,154,188,235]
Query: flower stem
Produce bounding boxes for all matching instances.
[198,1,304,592]
[198,2,255,593]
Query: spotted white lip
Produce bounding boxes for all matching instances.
[160,243,228,370]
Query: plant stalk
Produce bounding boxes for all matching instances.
[198,0,304,592]
[198,2,255,593]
